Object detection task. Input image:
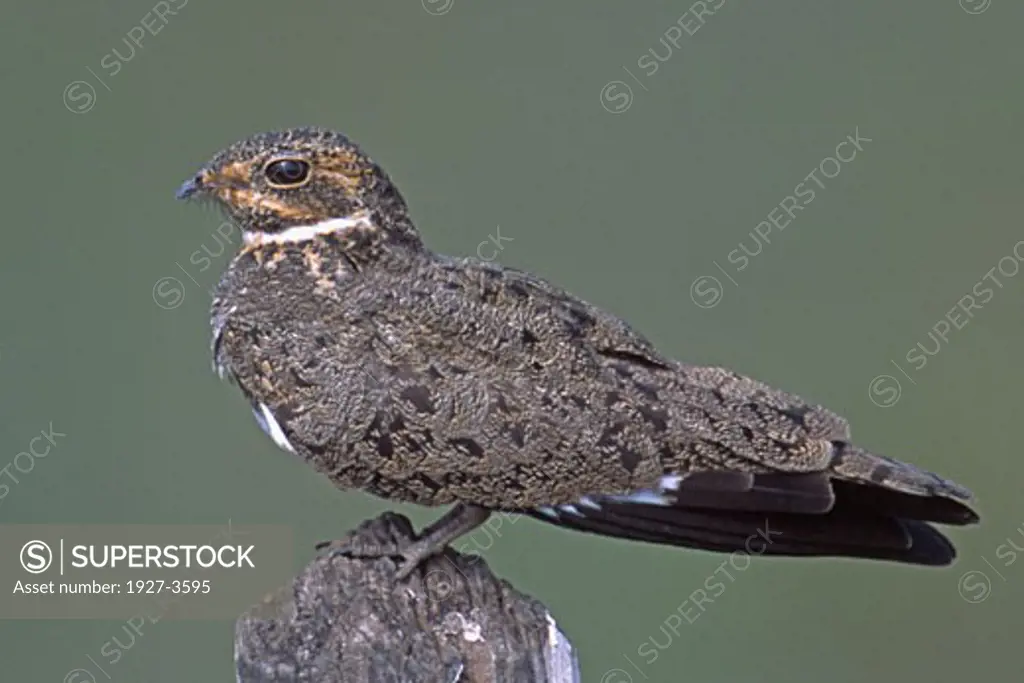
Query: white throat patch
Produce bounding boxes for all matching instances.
[243,213,372,248]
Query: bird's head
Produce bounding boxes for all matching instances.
[176,127,420,249]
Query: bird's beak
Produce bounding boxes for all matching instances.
[175,173,204,200]
[176,169,220,200]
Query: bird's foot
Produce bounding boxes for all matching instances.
[317,505,492,581]
[316,511,412,559]
[316,538,441,581]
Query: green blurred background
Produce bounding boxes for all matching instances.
[2,0,1022,680]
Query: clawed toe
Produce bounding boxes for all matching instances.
[315,537,440,580]
[316,537,406,560]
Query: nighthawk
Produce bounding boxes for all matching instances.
[177,127,978,579]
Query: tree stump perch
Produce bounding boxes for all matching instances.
[235,512,580,683]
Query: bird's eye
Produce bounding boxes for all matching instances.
[264,158,311,188]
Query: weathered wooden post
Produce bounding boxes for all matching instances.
[235,512,579,683]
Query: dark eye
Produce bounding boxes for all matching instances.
[264,158,311,188]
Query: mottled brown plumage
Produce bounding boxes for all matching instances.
[178,127,978,578]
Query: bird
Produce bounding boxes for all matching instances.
[177,127,979,579]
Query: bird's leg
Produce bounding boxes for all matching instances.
[318,504,492,581]
[393,503,492,580]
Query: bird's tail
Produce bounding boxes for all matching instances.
[528,442,978,566]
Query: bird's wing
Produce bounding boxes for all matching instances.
[445,261,979,565]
